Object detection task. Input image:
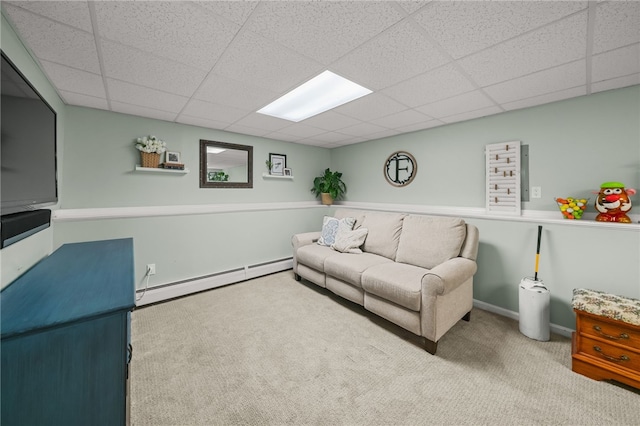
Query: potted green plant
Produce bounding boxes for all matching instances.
[311,168,347,205]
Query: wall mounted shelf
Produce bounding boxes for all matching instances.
[262,172,293,180]
[135,165,189,174]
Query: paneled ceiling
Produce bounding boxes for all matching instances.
[2,1,639,148]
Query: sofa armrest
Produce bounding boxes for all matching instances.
[421,257,478,296]
[291,231,321,251]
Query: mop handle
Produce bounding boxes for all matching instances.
[534,225,542,281]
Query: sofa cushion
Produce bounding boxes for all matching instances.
[331,227,368,254]
[360,211,406,260]
[334,209,366,229]
[361,263,427,311]
[325,252,392,288]
[296,244,340,271]
[317,216,355,247]
[396,215,467,270]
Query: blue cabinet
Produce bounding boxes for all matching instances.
[1,238,135,426]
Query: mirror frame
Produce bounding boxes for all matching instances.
[199,140,253,188]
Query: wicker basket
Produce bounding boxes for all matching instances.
[140,152,161,168]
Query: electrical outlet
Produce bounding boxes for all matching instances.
[531,186,542,199]
[147,264,156,275]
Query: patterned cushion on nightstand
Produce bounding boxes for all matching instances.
[572,288,640,326]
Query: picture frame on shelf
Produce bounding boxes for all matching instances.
[284,168,292,176]
[269,153,286,176]
[165,151,181,164]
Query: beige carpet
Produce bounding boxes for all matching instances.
[130,271,640,425]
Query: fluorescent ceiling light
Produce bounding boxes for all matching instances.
[207,147,226,154]
[257,70,372,122]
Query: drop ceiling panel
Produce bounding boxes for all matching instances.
[101,41,207,97]
[59,91,109,111]
[441,105,503,124]
[501,87,586,112]
[395,119,444,134]
[245,1,405,64]
[301,111,362,132]
[177,115,234,131]
[416,90,496,119]
[271,124,327,139]
[458,12,587,87]
[5,0,92,32]
[413,1,587,59]
[382,64,476,107]
[94,1,240,71]
[592,44,640,83]
[39,60,105,99]
[193,1,259,26]
[592,74,640,94]
[374,109,434,129]
[180,99,247,124]
[223,122,272,138]
[338,121,390,137]
[110,101,179,123]
[331,20,448,90]
[334,93,408,122]
[232,113,291,133]
[107,79,189,114]
[2,0,638,148]
[193,73,278,111]
[3,3,100,73]
[211,29,322,94]
[484,60,586,104]
[592,1,640,54]
[396,1,431,15]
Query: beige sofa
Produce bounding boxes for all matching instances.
[292,209,479,354]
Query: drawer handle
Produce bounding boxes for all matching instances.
[593,346,630,362]
[593,325,629,340]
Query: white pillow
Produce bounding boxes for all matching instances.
[331,228,368,254]
[317,216,355,247]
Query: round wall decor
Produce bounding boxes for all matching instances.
[384,151,417,187]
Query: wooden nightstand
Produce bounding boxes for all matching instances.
[571,289,640,390]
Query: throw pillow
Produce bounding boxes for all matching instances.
[331,228,368,253]
[317,216,355,247]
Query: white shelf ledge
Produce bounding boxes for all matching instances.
[262,172,293,179]
[135,165,189,174]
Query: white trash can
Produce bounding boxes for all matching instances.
[518,277,550,341]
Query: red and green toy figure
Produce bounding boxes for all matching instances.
[594,181,636,223]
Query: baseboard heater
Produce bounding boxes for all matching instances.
[135,257,293,307]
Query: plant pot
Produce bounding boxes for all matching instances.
[321,193,334,206]
[140,152,161,168]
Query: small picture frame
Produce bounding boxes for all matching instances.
[165,151,181,164]
[269,153,286,176]
[284,168,292,176]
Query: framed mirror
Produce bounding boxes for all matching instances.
[200,140,253,188]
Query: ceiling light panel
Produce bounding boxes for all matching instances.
[257,71,372,122]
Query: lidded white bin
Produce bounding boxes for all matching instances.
[519,277,550,341]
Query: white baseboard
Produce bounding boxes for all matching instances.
[473,299,574,337]
[136,260,575,337]
[135,258,293,307]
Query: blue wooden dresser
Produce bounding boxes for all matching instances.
[1,238,135,425]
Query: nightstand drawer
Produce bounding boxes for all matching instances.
[579,335,640,371]
[579,313,640,350]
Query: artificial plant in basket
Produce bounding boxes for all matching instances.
[135,135,167,168]
[311,168,347,205]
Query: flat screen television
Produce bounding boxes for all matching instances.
[1,50,58,215]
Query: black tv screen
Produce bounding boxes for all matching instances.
[1,51,58,214]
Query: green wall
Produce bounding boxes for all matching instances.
[56,106,331,287]
[3,11,638,331]
[331,87,640,329]
[61,107,330,208]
